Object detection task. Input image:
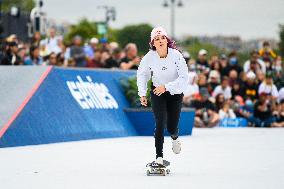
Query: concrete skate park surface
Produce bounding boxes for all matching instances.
[0,128,283,189]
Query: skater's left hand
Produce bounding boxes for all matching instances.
[153,85,166,96]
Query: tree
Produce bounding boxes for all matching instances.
[116,24,153,54]
[2,0,36,12]
[180,37,222,60]
[64,18,98,44]
[279,24,284,56]
[180,36,249,65]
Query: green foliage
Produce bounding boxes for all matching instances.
[64,18,98,44]
[107,28,119,43]
[115,24,153,54]
[279,24,284,56]
[237,52,250,66]
[180,37,223,60]
[2,0,35,12]
[180,36,249,66]
[120,76,152,108]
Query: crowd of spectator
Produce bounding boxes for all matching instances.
[0,27,140,70]
[183,43,284,128]
[1,28,283,128]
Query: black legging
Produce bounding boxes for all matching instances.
[150,87,183,158]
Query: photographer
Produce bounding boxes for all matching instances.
[1,41,22,65]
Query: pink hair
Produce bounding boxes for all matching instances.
[149,36,179,51]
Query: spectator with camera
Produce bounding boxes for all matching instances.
[1,41,22,65]
[258,41,277,65]
[218,100,236,119]
[244,50,266,74]
[258,71,279,102]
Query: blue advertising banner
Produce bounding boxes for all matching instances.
[0,67,138,147]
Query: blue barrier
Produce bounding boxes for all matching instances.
[219,118,248,127]
[124,108,195,136]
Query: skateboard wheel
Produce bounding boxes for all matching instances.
[147,170,150,176]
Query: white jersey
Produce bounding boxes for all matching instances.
[258,82,279,98]
[137,48,189,97]
[212,85,232,100]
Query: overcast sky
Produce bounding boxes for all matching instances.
[42,0,284,40]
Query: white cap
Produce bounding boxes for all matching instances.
[151,26,168,42]
[208,70,220,83]
[109,42,119,49]
[182,51,191,59]
[90,37,99,44]
[246,71,256,79]
[198,49,207,56]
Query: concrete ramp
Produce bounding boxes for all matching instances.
[0,66,52,137]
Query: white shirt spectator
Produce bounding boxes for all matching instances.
[258,82,279,98]
[41,36,62,54]
[184,71,199,97]
[277,87,284,102]
[219,109,236,119]
[184,83,199,97]
[212,85,232,100]
[243,59,266,73]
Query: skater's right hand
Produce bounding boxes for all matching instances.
[140,96,148,107]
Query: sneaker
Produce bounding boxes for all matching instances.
[172,138,181,154]
[156,157,163,165]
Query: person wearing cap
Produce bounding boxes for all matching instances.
[120,43,140,70]
[196,49,210,75]
[208,70,221,93]
[189,87,219,127]
[258,71,279,101]
[84,37,99,61]
[137,26,189,165]
[243,71,259,102]
[1,41,22,65]
[183,71,199,106]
